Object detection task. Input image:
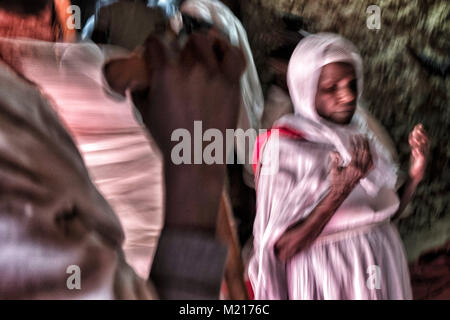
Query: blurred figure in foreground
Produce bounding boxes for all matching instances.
[0,0,167,279]
[0,48,152,299]
[105,29,248,298]
[249,33,430,299]
[0,0,155,299]
[0,31,245,299]
[127,32,246,298]
[21,40,165,280]
[169,0,265,188]
[0,0,245,299]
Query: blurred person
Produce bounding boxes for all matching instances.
[0,0,162,282]
[0,0,243,290]
[24,40,165,280]
[0,0,247,299]
[0,36,166,279]
[249,33,430,300]
[168,0,265,188]
[150,0,265,299]
[118,32,246,299]
[0,30,245,299]
[167,0,267,299]
[0,0,164,280]
[0,0,155,299]
[0,51,153,300]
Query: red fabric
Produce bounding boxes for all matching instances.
[247,126,304,300]
[220,278,255,300]
[246,280,254,300]
[0,6,59,73]
[252,126,305,174]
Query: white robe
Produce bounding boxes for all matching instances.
[248,33,412,300]
[1,39,165,279]
[172,0,265,187]
[249,130,412,299]
[0,60,119,299]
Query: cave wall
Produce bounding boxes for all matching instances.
[241,0,449,262]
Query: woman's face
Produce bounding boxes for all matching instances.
[314,62,357,125]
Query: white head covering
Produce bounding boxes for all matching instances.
[287,33,363,122]
[171,0,264,130]
[277,33,398,195]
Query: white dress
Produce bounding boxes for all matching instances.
[249,134,412,300]
[172,0,265,187]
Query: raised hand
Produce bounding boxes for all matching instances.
[119,31,246,233]
[408,124,430,182]
[391,124,430,221]
[132,31,245,158]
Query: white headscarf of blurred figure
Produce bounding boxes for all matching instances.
[160,0,264,189]
[168,0,264,131]
[276,32,399,196]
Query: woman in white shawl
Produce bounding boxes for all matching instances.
[249,33,430,300]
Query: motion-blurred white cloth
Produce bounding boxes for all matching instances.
[171,0,265,187]
[0,59,120,299]
[1,38,165,279]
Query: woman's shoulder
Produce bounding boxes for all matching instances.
[264,134,330,161]
[261,134,331,178]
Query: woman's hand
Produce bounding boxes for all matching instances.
[391,124,430,221]
[329,135,374,195]
[408,124,430,183]
[274,227,311,263]
[274,136,375,263]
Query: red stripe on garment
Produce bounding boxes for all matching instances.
[252,126,305,174]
